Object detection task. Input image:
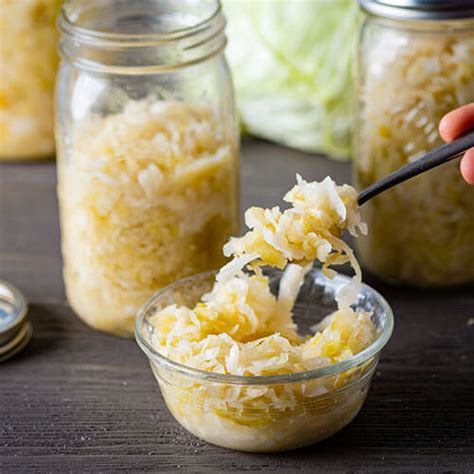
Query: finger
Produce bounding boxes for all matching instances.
[439,103,474,142]
[460,148,474,185]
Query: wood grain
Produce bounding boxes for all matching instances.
[1,140,473,473]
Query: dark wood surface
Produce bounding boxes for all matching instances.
[1,140,473,473]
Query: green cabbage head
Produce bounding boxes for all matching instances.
[222,0,360,159]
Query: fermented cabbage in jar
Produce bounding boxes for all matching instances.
[354,24,474,286]
[58,99,239,337]
[0,0,61,160]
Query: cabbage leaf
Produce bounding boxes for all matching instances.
[222,0,360,159]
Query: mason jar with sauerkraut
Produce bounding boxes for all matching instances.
[55,0,239,337]
[354,1,474,287]
[0,0,62,160]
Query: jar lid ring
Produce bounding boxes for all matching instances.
[358,0,474,20]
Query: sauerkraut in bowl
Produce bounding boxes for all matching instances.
[137,269,392,452]
[135,176,393,452]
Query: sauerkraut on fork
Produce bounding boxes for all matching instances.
[150,175,375,380]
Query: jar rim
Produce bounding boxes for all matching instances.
[58,0,227,72]
[135,269,394,386]
[59,0,222,45]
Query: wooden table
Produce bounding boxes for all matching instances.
[1,141,473,472]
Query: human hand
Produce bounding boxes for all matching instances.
[439,103,474,185]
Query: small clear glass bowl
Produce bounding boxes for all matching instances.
[135,268,393,452]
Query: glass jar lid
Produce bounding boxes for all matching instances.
[358,0,474,20]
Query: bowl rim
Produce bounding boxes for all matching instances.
[135,269,394,385]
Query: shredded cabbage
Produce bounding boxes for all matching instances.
[222,0,360,159]
[149,176,375,450]
[354,25,474,286]
[151,175,373,374]
[58,100,238,337]
[0,0,61,160]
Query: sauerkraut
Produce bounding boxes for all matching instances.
[148,176,376,451]
[0,0,62,160]
[58,99,238,337]
[157,357,373,451]
[355,25,474,286]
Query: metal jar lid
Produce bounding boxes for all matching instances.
[0,279,32,362]
[358,1,474,20]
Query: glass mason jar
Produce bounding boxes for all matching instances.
[56,0,240,337]
[0,0,62,160]
[354,1,474,287]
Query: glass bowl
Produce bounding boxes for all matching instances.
[135,268,393,452]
